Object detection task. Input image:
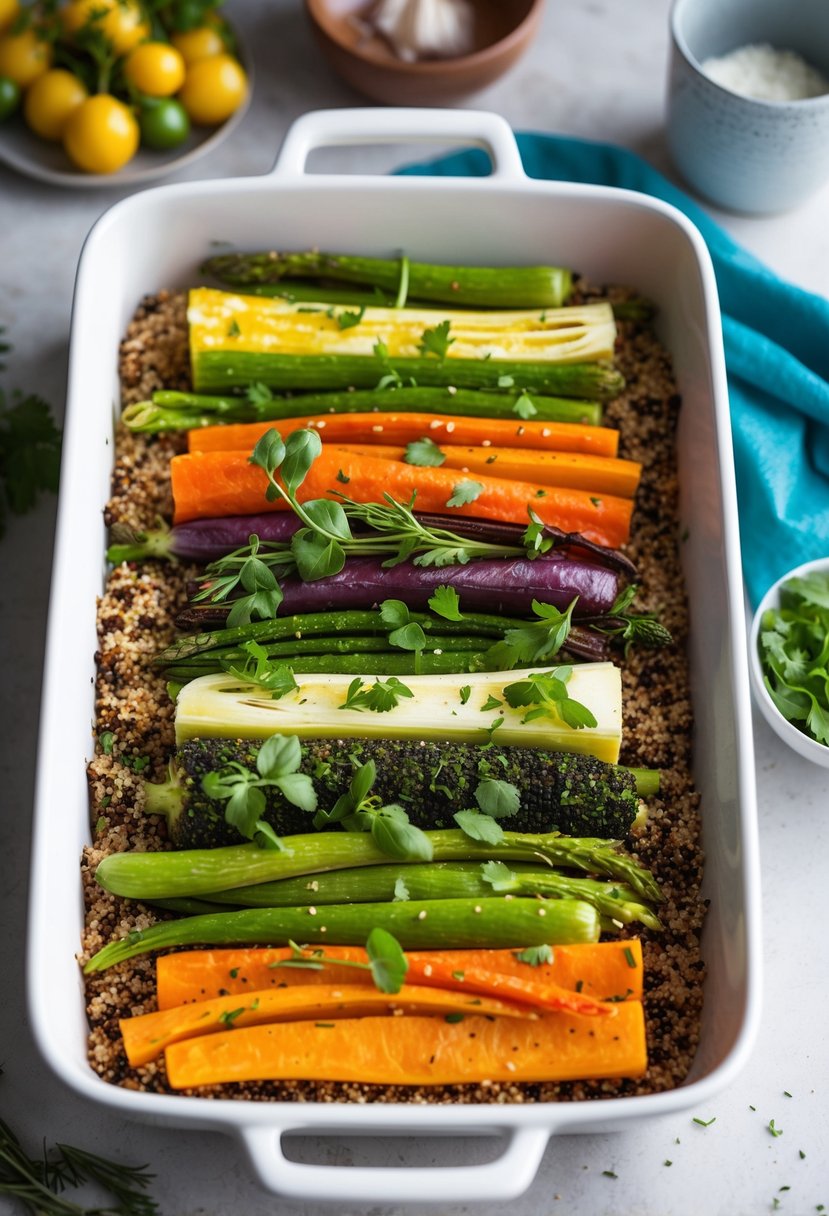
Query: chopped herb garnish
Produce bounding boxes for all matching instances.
[405,436,446,467]
[339,675,414,713]
[769,1119,783,1137]
[602,1170,618,1179]
[513,392,537,420]
[444,1013,465,1023]
[784,1090,793,1098]
[229,968,239,978]
[664,1160,672,1167]
[428,584,463,621]
[693,1116,716,1127]
[497,374,515,388]
[418,320,454,360]
[227,318,241,337]
[99,731,115,755]
[392,876,410,902]
[336,468,350,484]
[513,944,554,967]
[218,1006,246,1026]
[446,479,484,508]
[459,684,472,705]
[452,970,465,981]
[336,306,365,330]
[480,694,503,712]
[590,496,602,507]
[502,668,597,730]
[624,946,636,968]
[453,808,504,844]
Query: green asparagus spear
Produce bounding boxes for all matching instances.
[84,896,600,971]
[175,861,662,929]
[201,251,574,309]
[121,385,603,433]
[93,829,662,904]
[192,351,624,401]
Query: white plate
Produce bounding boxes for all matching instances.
[0,47,252,189]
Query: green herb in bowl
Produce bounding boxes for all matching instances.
[752,562,829,760]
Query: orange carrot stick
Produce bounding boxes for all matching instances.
[188,412,620,458]
[330,443,641,499]
[120,983,535,1068]
[170,447,633,547]
[157,942,644,1010]
[164,1004,648,1088]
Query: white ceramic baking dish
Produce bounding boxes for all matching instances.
[29,108,761,1205]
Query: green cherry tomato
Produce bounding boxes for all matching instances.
[139,97,190,150]
[0,73,21,119]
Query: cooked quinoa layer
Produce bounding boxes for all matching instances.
[82,288,704,1104]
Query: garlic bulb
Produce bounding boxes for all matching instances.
[371,0,476,63]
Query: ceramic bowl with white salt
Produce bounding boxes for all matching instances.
[666,0,829,213]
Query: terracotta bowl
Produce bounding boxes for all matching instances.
[304,0,543,105]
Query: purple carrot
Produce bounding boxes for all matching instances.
[175,553,621,630]
[108,512,636,576]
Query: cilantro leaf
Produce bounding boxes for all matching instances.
[428,584,464,621]
[446,480,484,508]
[475,777,520,819]
[0,387,62,535]
[513,392,538,420]
[336,306,365,330]
[453,809,505,844]
[418,320,454,360]
[502,669,598,730]
[480,860,517,892]
[514,944,554,966]
[339,676,415,713]
[405,436,446,467]
[380,599,410,628]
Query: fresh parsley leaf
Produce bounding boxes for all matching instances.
[0,383,61,535]
[336,468,350,483]
[99,731,115,755]
[459,684,472,705]
[453,809,505,844]
[513,944,554,966]
[513,392,538,420]
[388,621,427,651]
[418,319,454,360]
[428,584,464,621]
[480,694,503,712]
[405,436,446,467]
[380,598,410,628]
[475,777,520,819]
[221,641,297,700]
[479,860,517,892]
[446,479,484,508]
[484,598,576,669]
[339,676,415,713]
[336,306,365,330]
[246,381,274,407]
[502,669,598,730]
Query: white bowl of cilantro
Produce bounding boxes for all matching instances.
[750,557,829,766]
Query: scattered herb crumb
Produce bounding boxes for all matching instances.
[693,1116,716,1128]
[769,1119,783,1138]
[664,1160,672,1167]
[602,1170,617,1179]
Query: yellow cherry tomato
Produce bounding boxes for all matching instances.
[23,68,87,140]
[124,42,186,96]
[61,0,150,56]
[170,25,225,65]
[0,0,20,35]
[0,28,52,88]
[63,93,139,174]
[178,53,247,126]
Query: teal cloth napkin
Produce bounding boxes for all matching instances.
[399,135,829,606]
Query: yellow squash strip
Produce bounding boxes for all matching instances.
[121,983,536,1067]
[173,664,623,761]
[164,1003,647,1088]
[188,288,617,365]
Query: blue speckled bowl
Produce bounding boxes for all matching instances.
[666,0,829,213]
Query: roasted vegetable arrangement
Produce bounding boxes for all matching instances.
[87,250,686,1093]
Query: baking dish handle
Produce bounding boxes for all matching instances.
[238,1122,549,1202]
[271,107,526,180]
